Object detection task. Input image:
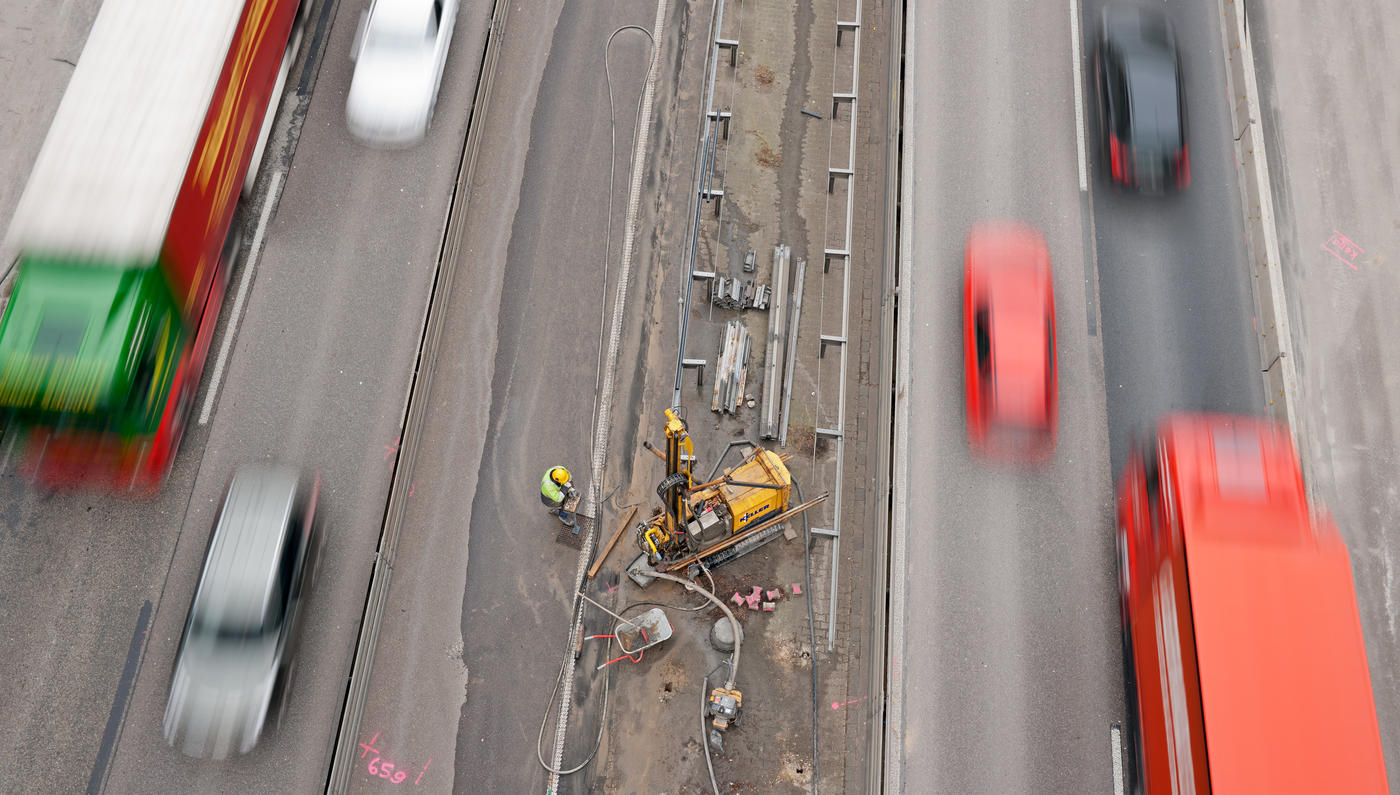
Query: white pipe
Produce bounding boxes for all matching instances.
[646,570,740,689]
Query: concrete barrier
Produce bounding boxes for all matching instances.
[1214,0,1311,475]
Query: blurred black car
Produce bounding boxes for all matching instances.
[1093,4,1190,193]
[163,464,322,759]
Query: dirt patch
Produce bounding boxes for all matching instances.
[781,423,831,458]
[769,632,813,676]
[658,659,686,704]
[779,751,814,788]
[756,143,782,169]
[751,131,783,169]
[754,64,775,88]
[786,423,814,452]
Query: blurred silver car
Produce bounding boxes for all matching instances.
[163,464,322,759]
[346,0,458,146]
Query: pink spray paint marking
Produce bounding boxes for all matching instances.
[366,755,409,783]
[1323,230,1363,271]
[384,436,402,461]
[408,482,415,498]
[831,696,867,710]
[415,759,432,786]
[356,733,431,786]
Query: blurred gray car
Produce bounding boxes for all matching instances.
[163,464,322,759]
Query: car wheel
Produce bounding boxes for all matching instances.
[1094,56,1110,178]
[307,518,325,592]
[272,657,299,732]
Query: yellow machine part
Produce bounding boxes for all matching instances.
[714,449,791,532]
[639,512,682,561]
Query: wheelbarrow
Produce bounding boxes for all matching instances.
[614,607,674,656]
[577,593,675,668]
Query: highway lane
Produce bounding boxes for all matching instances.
[1247,0,1400,779]
[0,3,178,792]
[0,0,103,271]
[1083,0,1263,472]
[96,0,492,791]
[343,0,662,791]
[897,0,1118,791]
[896,0,1267,791]
[0,0,484,792]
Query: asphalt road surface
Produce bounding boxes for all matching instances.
[0,0,104,271]
[895,0,1261,791]
[344,0,661,791]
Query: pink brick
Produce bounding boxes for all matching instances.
[762,602,776,612]
[746,594,760,609]
[732,592,746,606]
[766,589,781,600]
[792,584,803,595]
[749,586,763,599]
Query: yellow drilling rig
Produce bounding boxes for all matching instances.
[626,408,826,586]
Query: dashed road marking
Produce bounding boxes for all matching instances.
[1070,0,1089,192]
[1111,722,1126,795]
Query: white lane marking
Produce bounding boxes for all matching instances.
[1069,0,1089,192]
[1111,723,1126,795]
[199,170,283,426]
[1385,540,1397,641]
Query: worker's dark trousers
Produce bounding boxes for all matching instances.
[541,493,577,529]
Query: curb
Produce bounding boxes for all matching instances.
[882,0,915,787]
[1214,0,1311,482]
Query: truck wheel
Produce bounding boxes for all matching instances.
[1120,613,1145,794]
[220,224,244,281]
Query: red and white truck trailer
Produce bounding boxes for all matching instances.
[1116,414,1388,793]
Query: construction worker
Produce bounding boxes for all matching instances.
[541,466,580,532]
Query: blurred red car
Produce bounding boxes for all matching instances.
[962,221,1058,461]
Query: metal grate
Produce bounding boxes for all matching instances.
[553,513,597,550]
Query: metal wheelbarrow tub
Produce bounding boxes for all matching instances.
[615,607,674,656]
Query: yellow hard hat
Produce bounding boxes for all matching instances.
[552,467,571,485]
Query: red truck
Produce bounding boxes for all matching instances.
[1116,414,1388,793]
[0,0,311,494]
